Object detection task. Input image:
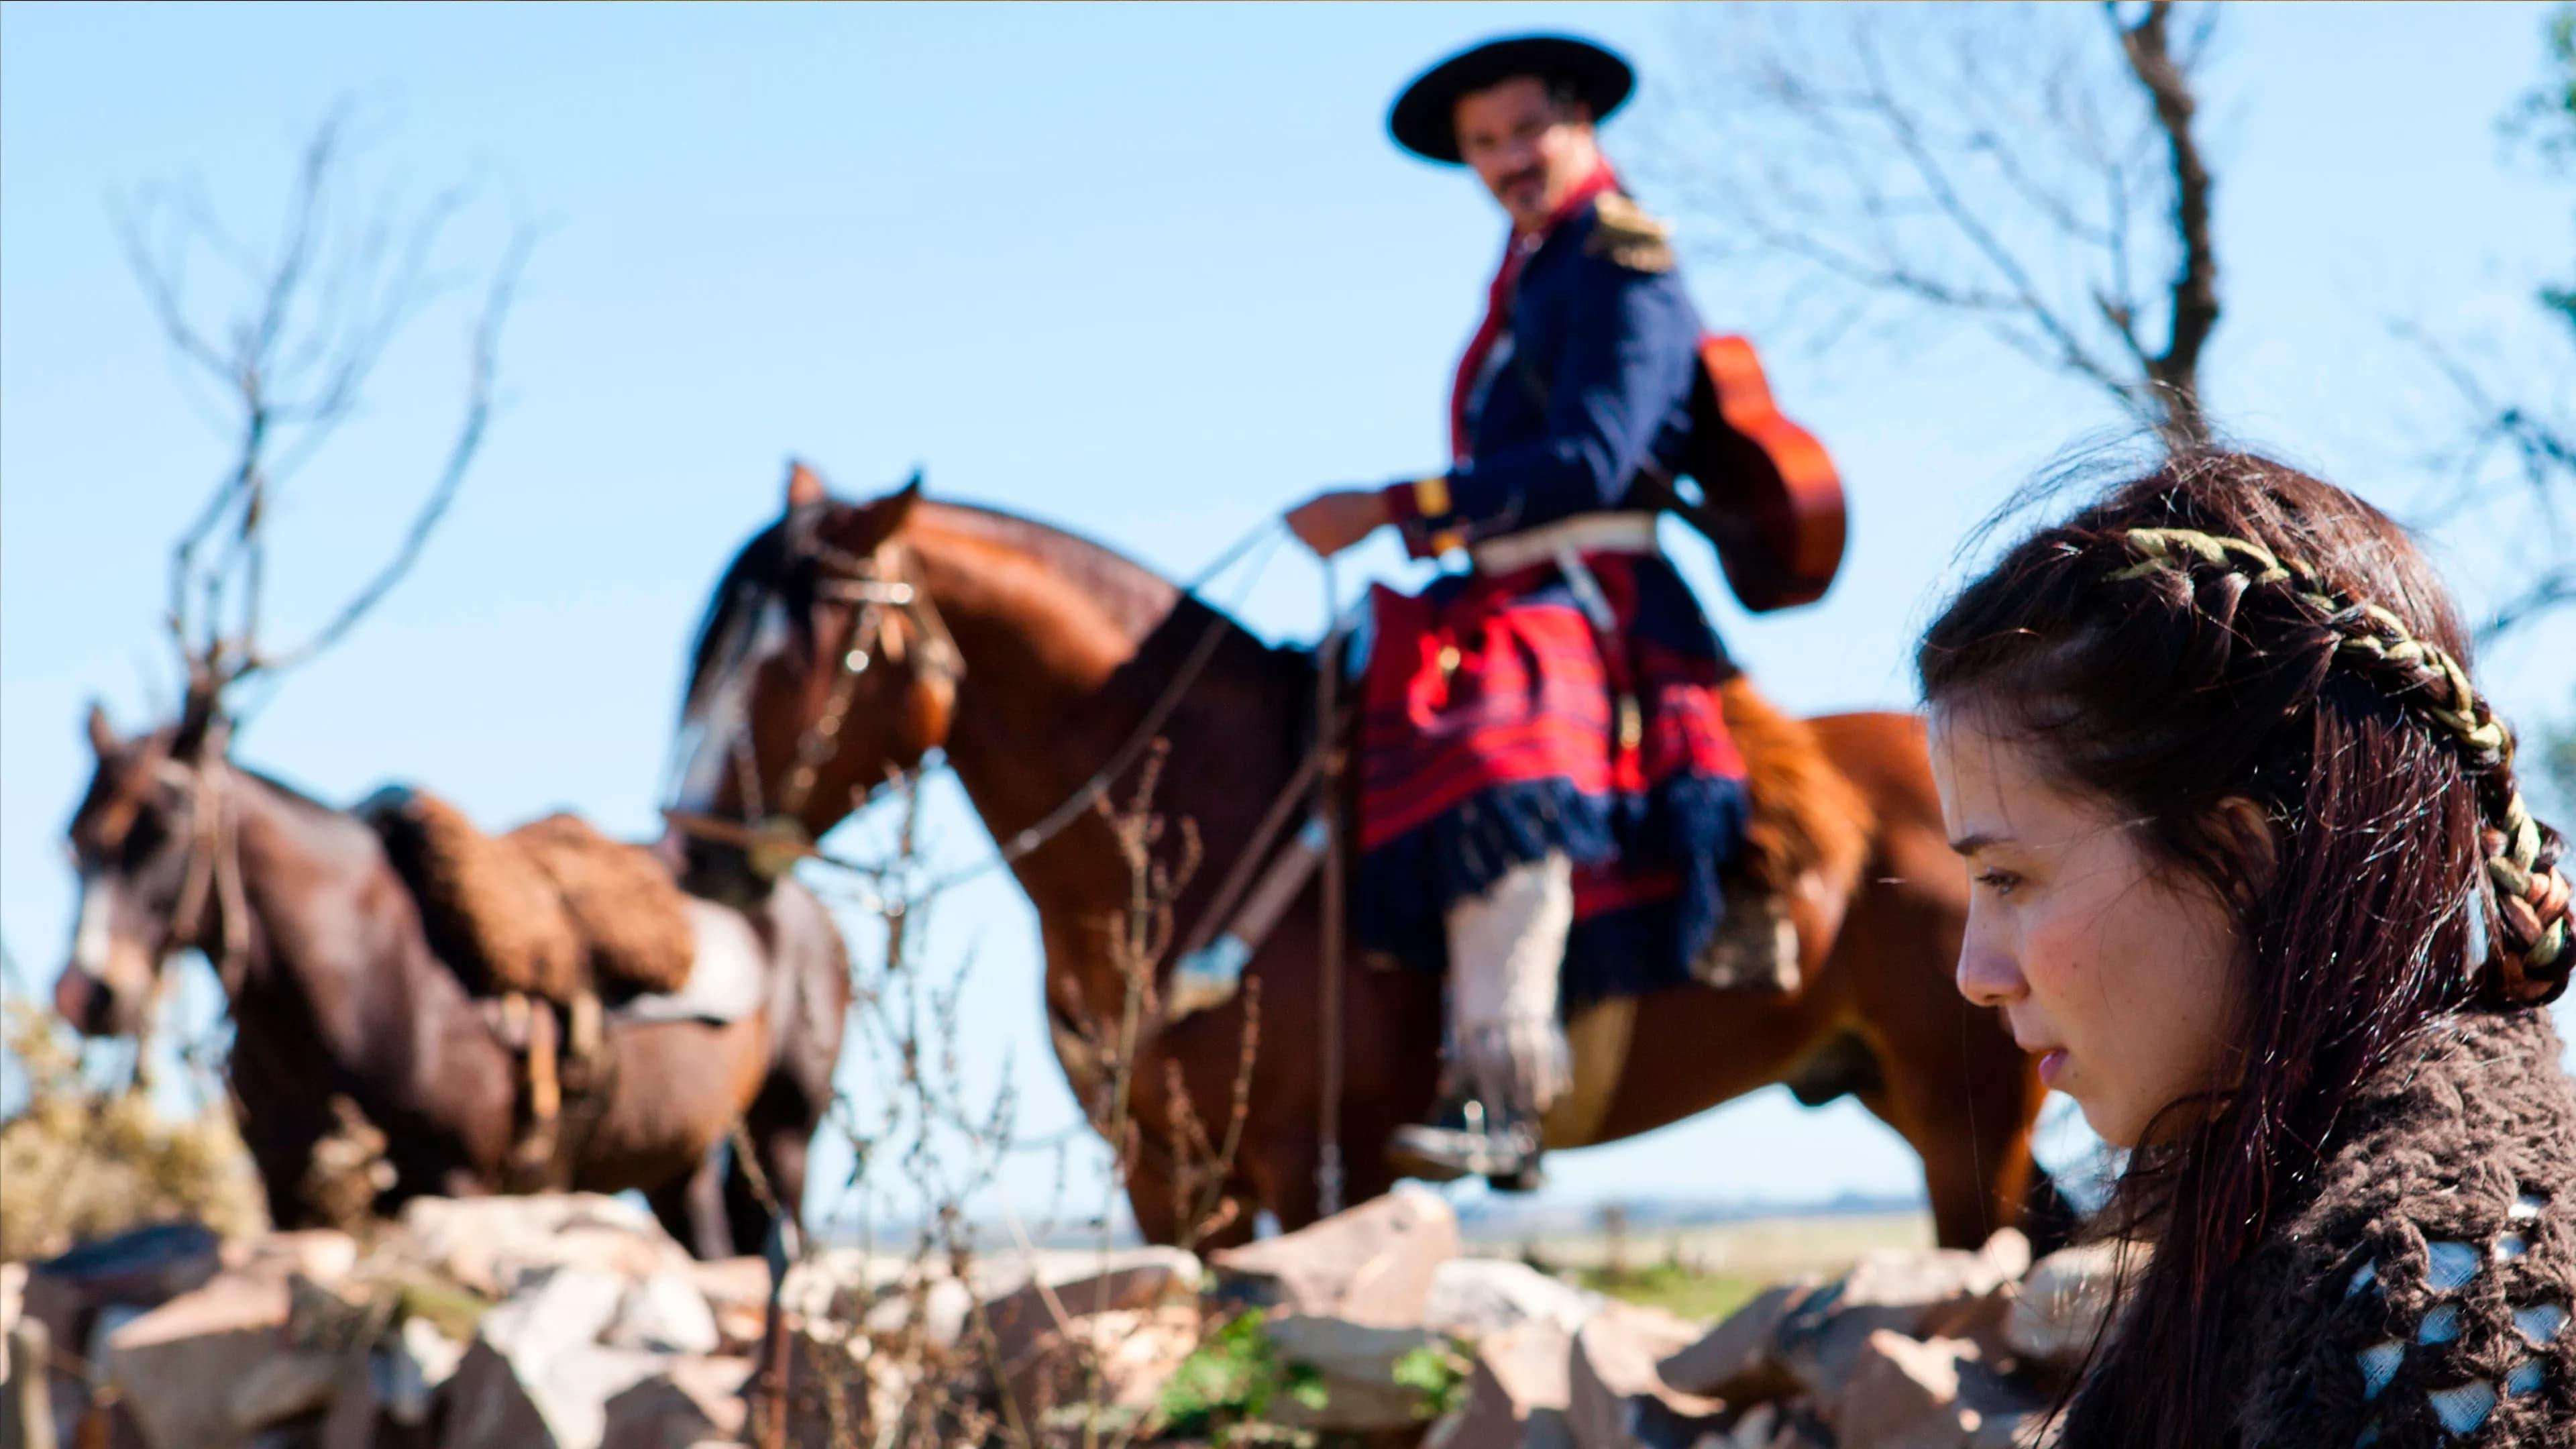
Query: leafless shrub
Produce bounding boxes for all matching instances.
[117,103,537,714]
[761,748,1260,1448]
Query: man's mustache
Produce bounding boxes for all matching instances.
[1499,166,1545,196]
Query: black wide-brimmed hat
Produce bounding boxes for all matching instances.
[1387,34,1635,165]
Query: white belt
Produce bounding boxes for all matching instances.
[1470,513,1660,576]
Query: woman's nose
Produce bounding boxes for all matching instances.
[1955,933,2025,1009]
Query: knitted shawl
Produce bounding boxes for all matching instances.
[2225,1007,2576,1446]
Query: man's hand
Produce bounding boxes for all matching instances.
[1285,488,1393,557]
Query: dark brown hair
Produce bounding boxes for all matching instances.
[1915,448,2572,1446]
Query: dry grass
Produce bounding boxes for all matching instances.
[0,1000,266,1261]
[1513,1210,1934,1326]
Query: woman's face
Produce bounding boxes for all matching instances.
[1929,704,2251,1148]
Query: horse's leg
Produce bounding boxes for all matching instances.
[724,1073,818,1255]
[650,1152,734,1261]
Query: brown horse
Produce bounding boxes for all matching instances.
[671,470,2047,1248]
[53,705,851,1258]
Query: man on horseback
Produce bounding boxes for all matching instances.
[1287,35,1781,1188]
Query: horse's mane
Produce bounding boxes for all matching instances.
[918,501,1182,643]
[684,494,1233,713]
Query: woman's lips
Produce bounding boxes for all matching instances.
[2036,1048,2070,1088]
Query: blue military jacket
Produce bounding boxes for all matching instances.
[1389,193,1703,553]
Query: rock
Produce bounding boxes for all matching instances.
[998,1305,1200,1424]
[599,1355,753,1449]
[442,1339,674,1449]
[2004,1242,2130,1370]
[606,1273,720,1356]
[860,1275,975,1351]
[439,1263,672,1449]
[1564,1301,1724,1449]
[284,1271,375,1356]
[225,1350,343,1430]
[399,1195,687,1299]
[1658,1276,1823,1403]
[1831,1332,2048,1449]
[1262,1313,1448,1432]
[0,1263,23,1377]
[484,1265,628,1358]
[383,1313,466,1425]
[1776,1246,2022,1402]
[1721,1402,1780,1448]
[101,1266,294,1449]
[758,1323,918,1449]
[315,1353,386,1449]
[1975,1230,2032,1284]
[1833,1331,1966,1449]
[774,1247,911,1324]
[226,1230,361,1287]
[1208,1184,1459,1326]
[24,1222,223,1368]
[6,1313,57,1449]
[682,1257,771,1353]
[1424,1321,1574,1449]
[979,1246,1201,1364]
[1424,1258,1603,1340]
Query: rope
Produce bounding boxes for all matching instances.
[2111,526,2571,997]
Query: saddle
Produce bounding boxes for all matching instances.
[364,786,696,1004]
[1169,671,1870,1017]
[362,786,699,1187]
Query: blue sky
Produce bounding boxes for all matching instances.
[4,3,2570,1230]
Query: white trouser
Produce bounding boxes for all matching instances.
[1445,851,1575,1118]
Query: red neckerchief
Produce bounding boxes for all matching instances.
[1447,162,1623,465]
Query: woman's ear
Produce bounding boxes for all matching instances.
[2206,796,2280,903]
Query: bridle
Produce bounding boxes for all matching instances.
[667,511,1284,900]
[140,753,252,996]
[774,533,964,826]
[670,527,965,879]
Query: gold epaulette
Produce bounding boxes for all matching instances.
[1586,193,1676,274]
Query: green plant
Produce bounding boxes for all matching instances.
[1390,1340,1471,1421]
[1154,1311,1327,1441]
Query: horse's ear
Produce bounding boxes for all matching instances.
[85,700,118,759]
[879,469,925,531]
[786,458,828,511]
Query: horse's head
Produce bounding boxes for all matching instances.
[667,462,963,883]
[56,700,231,1037]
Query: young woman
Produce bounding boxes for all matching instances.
[1917,449,2575,1447]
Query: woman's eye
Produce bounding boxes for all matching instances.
[1974,869,2021,897]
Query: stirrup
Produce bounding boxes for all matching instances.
[1389,1101,1541,1185]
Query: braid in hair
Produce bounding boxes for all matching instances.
[2112,526,2573,1002]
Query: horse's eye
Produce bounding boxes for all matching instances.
[120,812,168,868]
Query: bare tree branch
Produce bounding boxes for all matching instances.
[1645,1,2224,440]
[2390,317,2576,645]
[251,227,535,677]
[2114,1,2221,441]
[117,109,537,713]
